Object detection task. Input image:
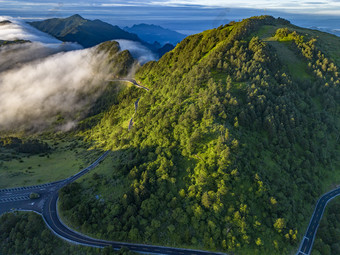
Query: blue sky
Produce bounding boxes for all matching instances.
[0,0,340,36]
[1,0,340,15]
[150,0,340,15]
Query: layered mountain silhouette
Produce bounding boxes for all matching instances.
[29,14,141,48]
[3,15,340,255]
[124,23,186,45]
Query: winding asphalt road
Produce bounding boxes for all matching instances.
[44,188,226,254]
[108,79,147,131]
[0,79,227,254]
[108,78,150,91]
[0,151,109,218]
[1,78,338,255]
[1,79,339,254]
[0,151,226,255]
[107,78,340,254]
[296,186,340,255]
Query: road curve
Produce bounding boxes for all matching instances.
[110,78,147,131]
[108,78,150,91]
[1,152,226,254]
[42,150,226,255]
[1,79,227,254]
[296,186,340,255]
[44,191,226,254]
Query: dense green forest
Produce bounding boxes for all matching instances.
[0,40,136,188]
[56,16,340,255]
[0,212,136,255]
[312,198,340,255]
[0,137,50,155]
[1,15,340,255]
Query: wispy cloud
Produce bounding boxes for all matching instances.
[149,0,340,12]
[0,16,109,132]
[0,47,112,132]
[1,0,339,15]
[0,16,61,43]
[0,16,82,69]
[0,16,157,132]
[115,39,157,64]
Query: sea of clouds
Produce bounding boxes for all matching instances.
[0,16,154,132]
[0,48,112,131]
[115,39,157,64]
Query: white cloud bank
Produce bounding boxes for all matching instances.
[0,15,63,44]
[115,39,157,64]
[0,16,82,71]
[0,16,157,132]
[0,48,112,132]
[149,0,340,15]
[0,17,111,132]
[1,0,340,16]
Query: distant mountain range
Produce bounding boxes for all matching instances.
[28,15,180,58]
[2,15,340,255]
[124,23,186,45]
[28,14,140,48]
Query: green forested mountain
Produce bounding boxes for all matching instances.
[156,43,175,58]
[0,212,136,255]
[312,199,340,255]
[2,15,340,255]
[28,15,141,48]
[63,15,340,255]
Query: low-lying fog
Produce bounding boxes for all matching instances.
[0,16,155,132]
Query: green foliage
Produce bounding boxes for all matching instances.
[60,15,340,255]
[0,135,101,189]
[0,212,64,255]
[0,212,138,255]
[29,192,40,199]
[80,83,144,150]
[56,16,340,255]
[312,198,340,255]
[0,137,51,154]
[2,15,338,255]
[95,41,136,78]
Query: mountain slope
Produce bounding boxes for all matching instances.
[157,43,175,57]
[124,23,186,45]
[28,15,141,48]
[49,16,340,255]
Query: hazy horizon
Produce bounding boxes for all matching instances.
[0,2,340,37]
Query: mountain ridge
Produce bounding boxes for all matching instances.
[124,23,186,46]
[28,14,141,48]
[70,15,340,255]
[28,15,175,57]
[1,15,340,255]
